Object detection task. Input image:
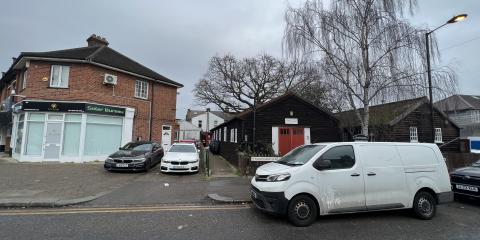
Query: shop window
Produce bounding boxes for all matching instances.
[25,113,45,156]
[62,114,82,157]
[50,65,70,88]
[14,114,25,154]
[84,115,123,156]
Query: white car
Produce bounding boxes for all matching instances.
[160,143,200,173]
[251,142,453,227]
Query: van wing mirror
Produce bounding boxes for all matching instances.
[313,159,331,171]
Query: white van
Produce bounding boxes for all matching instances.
[251,142,453,227]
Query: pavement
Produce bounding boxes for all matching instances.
[1,200,480,240]
[0,150,252,208]
[0,161,141,207]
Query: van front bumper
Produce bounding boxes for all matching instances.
[250,185,289,215]
[437,191,454,204]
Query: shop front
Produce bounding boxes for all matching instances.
[11,100,134,162]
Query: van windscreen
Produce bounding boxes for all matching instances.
[276,145,325,166]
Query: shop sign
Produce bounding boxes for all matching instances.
[21,101,125,116]
[251,156,281,162]
[285,118,298,125]
[85,104,125,116]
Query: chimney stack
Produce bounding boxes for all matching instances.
[86,34,109,47]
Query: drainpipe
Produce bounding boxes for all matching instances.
[149,82,153,141]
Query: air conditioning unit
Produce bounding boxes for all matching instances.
[103,74,118,85]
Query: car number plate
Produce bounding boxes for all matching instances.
[456,184,479,192]
[171,165,185,169]
[251,190,257,199]
[116,163,129,167]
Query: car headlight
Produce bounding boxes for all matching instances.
[162,159,171,163]
[189,159,199,163]
[132,157,146,163]
[106,157,114,163]
[266,173,291,182]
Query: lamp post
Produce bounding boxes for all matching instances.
[426,14,467,143]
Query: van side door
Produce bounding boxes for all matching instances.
[313,145,366,213]
[359,144,409,210]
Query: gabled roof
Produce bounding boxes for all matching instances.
[335,97,460,129]
[435,94,480,112]
[210,92,339,131]
[185,109,234,121]
[2,45,183,87]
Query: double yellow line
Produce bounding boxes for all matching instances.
[0,204,251,216]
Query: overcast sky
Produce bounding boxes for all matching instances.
[0,0,478,118]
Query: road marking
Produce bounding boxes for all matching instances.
[0,204,251,216]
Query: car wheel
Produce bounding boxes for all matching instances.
[413,191,436,220]
[287,195,318,227]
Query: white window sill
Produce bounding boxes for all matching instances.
[49,86,69,89]
[435,141,444,144]
[410,140,418,143]
[134,96,148,100]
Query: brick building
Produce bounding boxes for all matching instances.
[0,34,183,162]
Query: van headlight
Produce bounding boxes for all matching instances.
[106,157,114,163]
[266,173,291,182]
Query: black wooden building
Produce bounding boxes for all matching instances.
[210,92,341,168]
[335,97,461,152]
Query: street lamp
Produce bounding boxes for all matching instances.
[426,14,467,143]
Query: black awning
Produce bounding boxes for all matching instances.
[0,111,12,125]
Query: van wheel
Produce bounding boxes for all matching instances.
[413,191,436,220]
[287,195,318,227]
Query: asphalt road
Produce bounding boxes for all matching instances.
[1,200,479,240]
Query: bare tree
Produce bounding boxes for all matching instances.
[194,54,325,112]
[284,0,457,135]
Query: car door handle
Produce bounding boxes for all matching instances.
[367,172,376,176]
[351,173,360,177]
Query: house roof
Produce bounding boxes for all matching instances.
[1,45,183,87]
[335,97,460,129]
[185,109,234,121]
[435,94,480,112]
[210,92,339,131]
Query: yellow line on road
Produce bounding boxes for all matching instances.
[0,205,251,216]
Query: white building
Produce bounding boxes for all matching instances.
[185,109,233,132]
[176,120,201,141]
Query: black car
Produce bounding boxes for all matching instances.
[104,141,164,172]
[450,160,480,199]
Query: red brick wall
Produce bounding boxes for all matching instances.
[18,61,178,144]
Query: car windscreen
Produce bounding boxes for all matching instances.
[276,145,326,166]
[169,145,196,153]
[121,143,153,151]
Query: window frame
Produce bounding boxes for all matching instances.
[434,128,443,143]
[315,145,356,170]
[409,126,418,143]
[134,80,149,100]
[49,65,70,88]
[21,70,27,90]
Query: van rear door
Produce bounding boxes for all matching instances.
[358,144,410,209]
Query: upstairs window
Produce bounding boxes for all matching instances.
[198,120,203,128]
[213,120,218,127]
[434,128,443,143]
[21,70,27,90]
[409,127,418,143]
[50,65,70,88]
[135,80,148,99]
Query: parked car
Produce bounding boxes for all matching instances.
[104,141,164,172]
[251,142,453,227]
[450,160,480,199]
[160,143,200,173]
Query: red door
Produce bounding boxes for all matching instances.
[278,127,305,156]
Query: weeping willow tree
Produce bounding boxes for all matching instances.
[284,0,457,135]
